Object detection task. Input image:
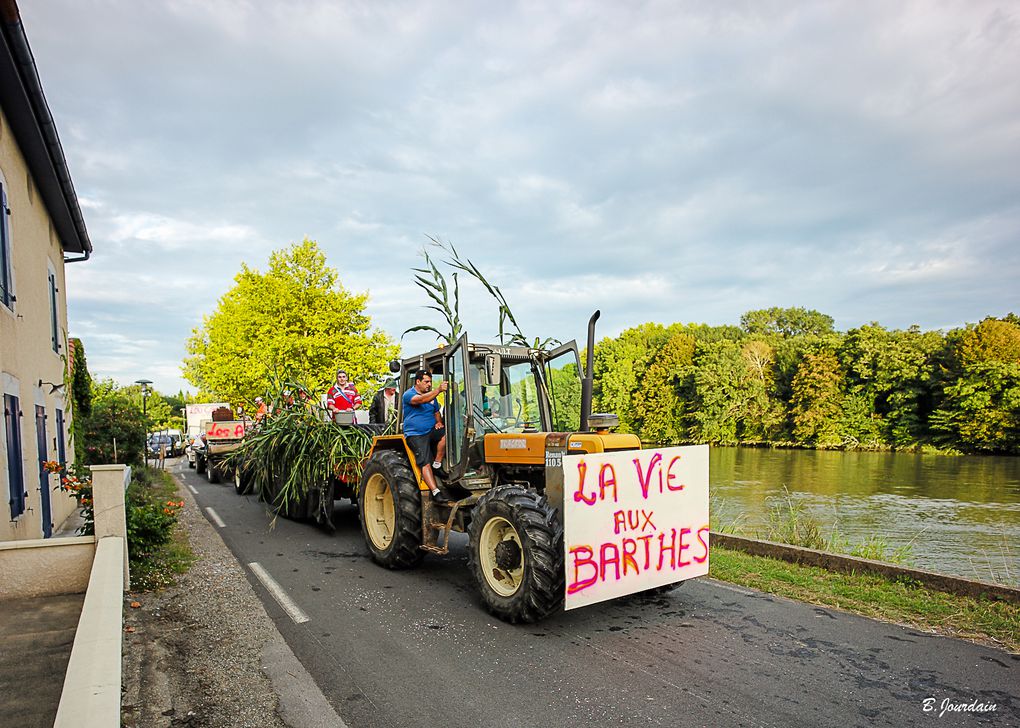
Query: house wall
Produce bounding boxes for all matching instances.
[0,104,78,541]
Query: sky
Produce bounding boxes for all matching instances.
[19,0,1020,395]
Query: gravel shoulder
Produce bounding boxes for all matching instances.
[121,467,343,728]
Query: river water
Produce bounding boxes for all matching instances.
[708,447,1020,587]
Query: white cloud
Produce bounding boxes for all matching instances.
[17,0,1020,394]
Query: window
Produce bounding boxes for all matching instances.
[48,265,59,352]
[55,408,66,464]
[4,394,25,519]
[0,179,13,309]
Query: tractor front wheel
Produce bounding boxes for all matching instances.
[467,484,564,624]
[358,450,423,569]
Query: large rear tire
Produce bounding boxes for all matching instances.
[206,461,221,484]
[467,484,564,624]
[196,456,206,475]
[358,450,424,569]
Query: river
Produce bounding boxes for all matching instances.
[708,447,1020,587]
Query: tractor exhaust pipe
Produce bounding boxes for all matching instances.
[579,310,600,432]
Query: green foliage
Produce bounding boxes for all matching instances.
[124,468,190,590]
[741,307,835,338]
[588,309,1017,453]
[633,333,695,443]
[68,338,92,463]
[81,379,148,465]
[790,349,844,446]
[233,395,379,514]
[758,487,827,550]
[406,236,559,349]
[184,239,397,405]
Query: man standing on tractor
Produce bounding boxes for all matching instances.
[327,369,363,420]
[402,369,449,503]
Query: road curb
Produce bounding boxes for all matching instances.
[710,532,1020,604]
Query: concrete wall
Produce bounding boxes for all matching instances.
[0,536,95,599]
[0,104,78,542]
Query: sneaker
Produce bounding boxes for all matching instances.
[431,490,451,504]
[432,466,449,480]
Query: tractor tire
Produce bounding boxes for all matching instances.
[234,467,252,495]
[196,456,206,475]
[358,450,424,569]
[188,459,195,470]
[207,461,221,484]
[467,484,564,624]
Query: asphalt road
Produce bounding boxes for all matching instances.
[172,461,1019,728]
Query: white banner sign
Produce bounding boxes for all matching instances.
[563,444,710,611]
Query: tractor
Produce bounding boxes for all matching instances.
[358,312,652,623]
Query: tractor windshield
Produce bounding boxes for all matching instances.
[471,358,542,435]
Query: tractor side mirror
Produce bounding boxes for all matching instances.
[483,353,501,387]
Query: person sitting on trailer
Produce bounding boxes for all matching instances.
[254,396,269,423]
[402,369,449,503]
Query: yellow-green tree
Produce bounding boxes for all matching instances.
[183,239,398,405]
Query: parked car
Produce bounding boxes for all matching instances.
[147,433,181,458]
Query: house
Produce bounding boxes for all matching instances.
[1,0,93,541]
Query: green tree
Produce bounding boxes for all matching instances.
[790,349,844,446]
[81,380,148,466]
[633,332,696,443]
[592,323,672,434]
[931,317,1020,453]
[686,340,747,443]
[183,239,398,405]
[740,307,835,338]
[739,339,786,441]
[838,323,942,447]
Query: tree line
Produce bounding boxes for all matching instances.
[591,307,1020,455]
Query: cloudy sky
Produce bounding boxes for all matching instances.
[20,1,1020,395]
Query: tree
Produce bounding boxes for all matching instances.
[183,239,398,405]
[931,317,1020,453]
[740,307,835,338]
[633,333,696,444]
[81,379,147,466]
[592,323,672,434]
[790,349,844,446]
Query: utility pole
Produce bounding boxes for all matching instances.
[135,379,152,467]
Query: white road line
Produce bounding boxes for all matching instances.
[188,485,198,495]
[205,507,226,528]
[248,562,311,624]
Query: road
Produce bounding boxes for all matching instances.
[172,461,1018,728]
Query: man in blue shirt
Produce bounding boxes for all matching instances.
[402,369,450,502]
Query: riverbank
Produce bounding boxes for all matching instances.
[709,546,1020,653]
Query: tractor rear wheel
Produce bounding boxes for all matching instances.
[207,461,221,484]
[358,450,423,569]
[467,484,564,624]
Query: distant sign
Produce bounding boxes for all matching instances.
[186,403,228,420]
[204,421,247,440]
[562,445,709,611]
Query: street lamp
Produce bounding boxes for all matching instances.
[135,379,152,467]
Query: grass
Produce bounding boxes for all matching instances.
[128,467,195,590]
[709,546,1020,652]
